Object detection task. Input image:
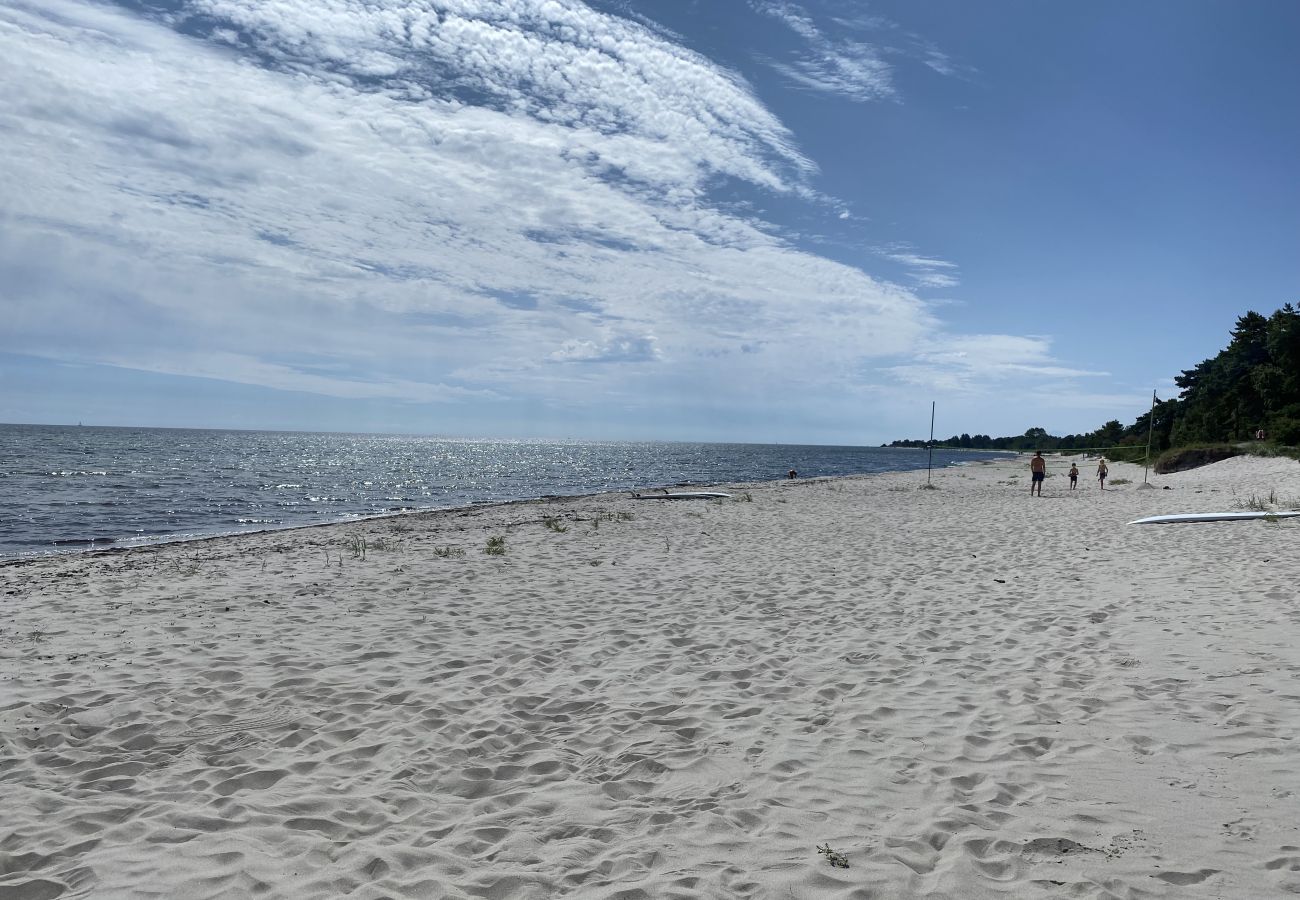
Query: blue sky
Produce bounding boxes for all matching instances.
[2,0,1297,443]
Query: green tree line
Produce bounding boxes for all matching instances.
[889,304,1300,457]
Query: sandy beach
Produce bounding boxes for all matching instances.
[3,453,1300,899]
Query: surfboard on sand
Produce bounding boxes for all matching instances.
[631,491,731,500]
[1128,511,1300,525]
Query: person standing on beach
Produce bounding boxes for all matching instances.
[1068,463,1079,490]
[1030,451,1046,496]
[1097,457,1109,490]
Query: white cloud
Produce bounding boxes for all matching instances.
[549,333,659,363]
[190,0,814,190]
[913,272,960,289]
[922,48,956,77]
[756,1,894,102]
[887,334,1109,393]
[880,250,958,270]
[110,351,501,403]
[0,0,1072,438]
[877,244,961,290]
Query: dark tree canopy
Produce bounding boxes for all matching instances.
[889,305,1300,453]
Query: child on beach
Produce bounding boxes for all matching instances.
[1097,458,1108,490]
[1068,463,1078,489]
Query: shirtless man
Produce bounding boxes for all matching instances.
[1030,451,1046,496]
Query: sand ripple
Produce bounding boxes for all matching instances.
[3,455,1300,897]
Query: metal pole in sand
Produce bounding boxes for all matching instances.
[926,401,935,485]
[1141,389,1157,488]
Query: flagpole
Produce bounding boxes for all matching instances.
[927,401,935,485]
[1143,389,1156,485]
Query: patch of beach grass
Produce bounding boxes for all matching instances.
[484,535,506,556]
[1237,490,1278,511]
[816,844,849,868]
[344,533,367,560]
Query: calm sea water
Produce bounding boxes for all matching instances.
[0,424,1010,560]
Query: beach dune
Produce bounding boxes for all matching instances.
[3,454,1299,898]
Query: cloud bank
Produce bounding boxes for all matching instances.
[0,0,1106,438]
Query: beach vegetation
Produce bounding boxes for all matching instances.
[542,515,569,533]
[1268,417,1300,446]
[345,533,367,560]
[1154,444,1240,474]
[433,546,465,558]
[1237,489,1278,511]
[485,535,506,555]
[918,482,938,490]
[816,844,849,868]
[1109,478,1131,485]
[890,305,1300,468]
[736,492,753,502]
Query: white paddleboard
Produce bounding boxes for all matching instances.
[631,491,731,500]
[1129,511,1300,525]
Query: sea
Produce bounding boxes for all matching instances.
[0,424,1012,560]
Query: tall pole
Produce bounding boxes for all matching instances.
[1143,389,1157,484]
[927,401,936,485]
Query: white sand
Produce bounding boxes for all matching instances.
[3,453,1300,899]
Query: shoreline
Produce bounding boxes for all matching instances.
[0,455,1015,568]
[5,453,1299,898]
[0,492,611,569]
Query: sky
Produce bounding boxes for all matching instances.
[1,0,1297,444]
